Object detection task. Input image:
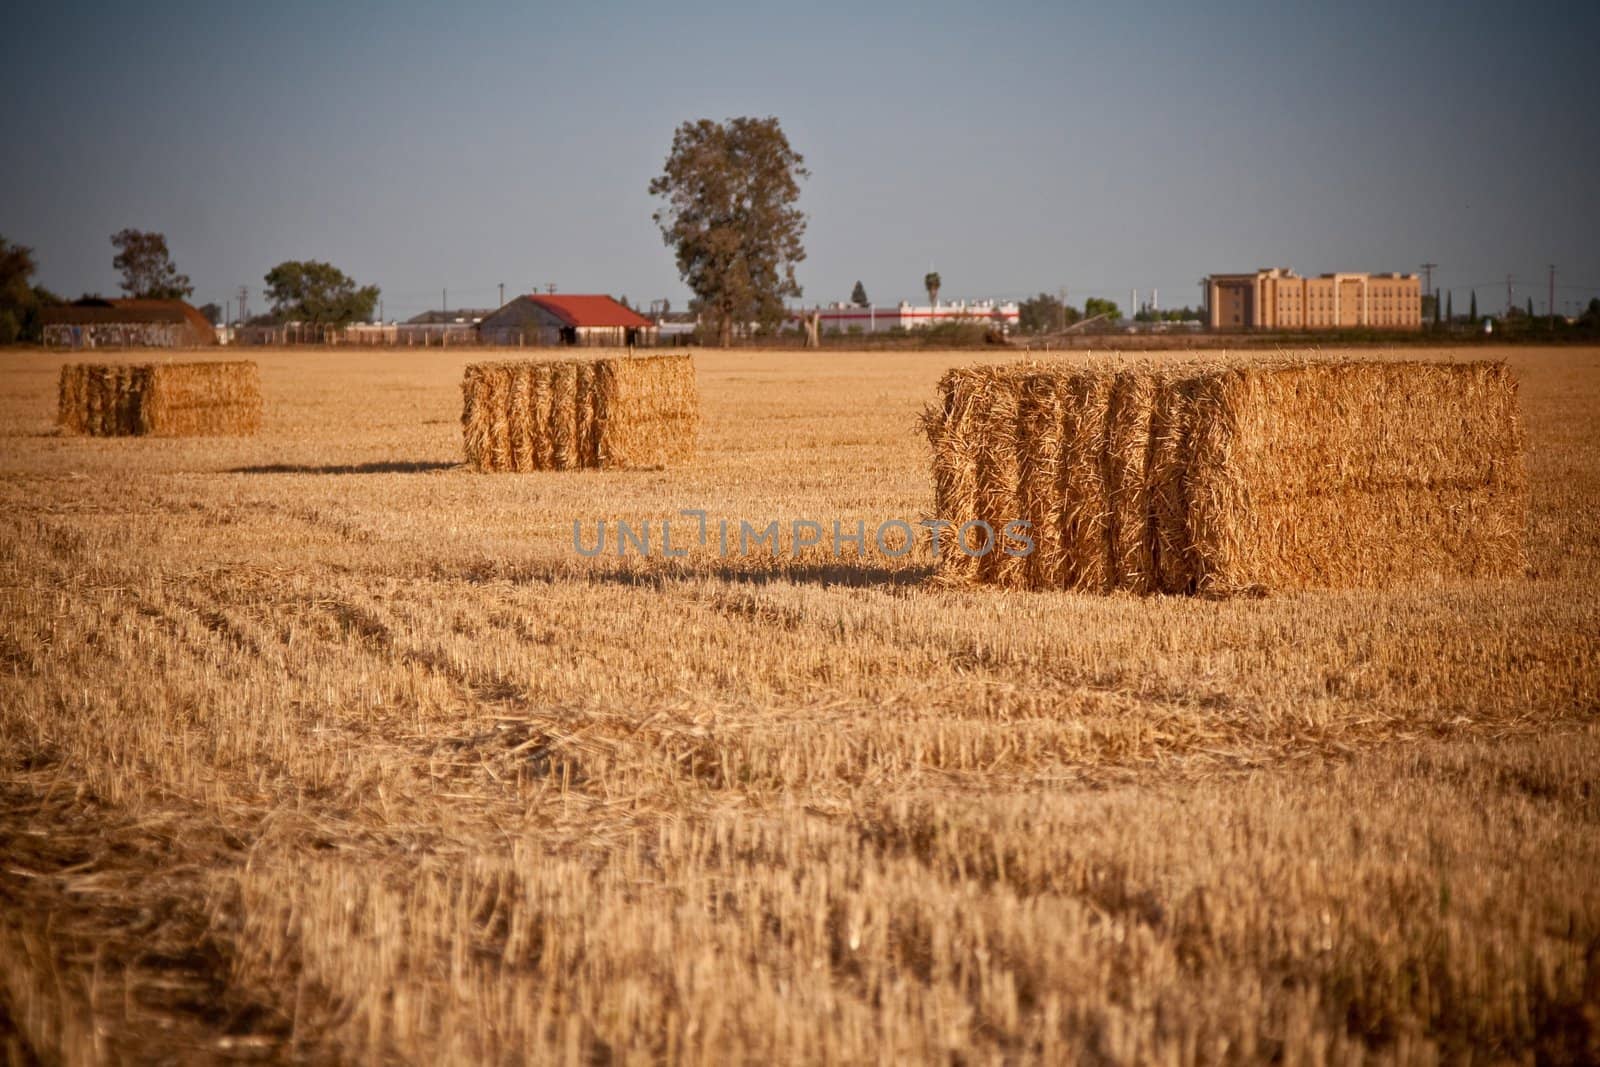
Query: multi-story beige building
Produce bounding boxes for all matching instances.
[1207,268,1421,330]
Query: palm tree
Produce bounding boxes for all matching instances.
[924,271,941,308]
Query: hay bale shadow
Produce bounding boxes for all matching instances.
[228,461,461,475]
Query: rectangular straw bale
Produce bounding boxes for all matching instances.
[461,354,698,472]
[143,363,262,436]
[594,354,699,469]
[926,358,1525,596]
[57,361,260,437]
[1185,361,1526,594]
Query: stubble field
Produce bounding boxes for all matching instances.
[1,345,1597,1064]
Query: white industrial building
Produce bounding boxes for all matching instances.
[791,300,1020,335]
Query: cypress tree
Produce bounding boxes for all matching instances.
[1469,290,1478,323]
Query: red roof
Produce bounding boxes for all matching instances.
[526,294,653,329]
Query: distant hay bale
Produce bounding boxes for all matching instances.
[57,362,262,437]
[462,354,698,472]
[923,359,1527,595]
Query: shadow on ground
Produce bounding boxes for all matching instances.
[228,460,461,475]
[440,559,934,590]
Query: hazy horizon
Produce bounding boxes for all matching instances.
[3,0,1597,320]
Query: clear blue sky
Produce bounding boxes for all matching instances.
[3,0,1597,320]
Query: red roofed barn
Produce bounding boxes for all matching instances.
[477,294,657,347]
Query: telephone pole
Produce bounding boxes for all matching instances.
[1506,275,1514,315]
[498,282,505,308]
[237,286,248,324]
[1548,264,1556,324]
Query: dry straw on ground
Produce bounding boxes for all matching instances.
[925,358,1527,595]
[461,354,698,471]
[57,362,262,437]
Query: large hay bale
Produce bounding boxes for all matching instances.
[56,361,261,437]
[461,354,698,472]
[924,359,1526,595]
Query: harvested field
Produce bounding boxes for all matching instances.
[57,361,262,437]
[461,353,697,471]
[926,359,1526,594]
[1,345,1597,1064]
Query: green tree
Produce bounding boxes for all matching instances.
[1018,292,1079,334]
[0,236,50,343]
[851,280,868,307]
[649,116,809,347]
[111,229,193,300]
[923,271,941,307]
[197,301,222,324]
[263,261,380,326]
[1083,296,1121,321]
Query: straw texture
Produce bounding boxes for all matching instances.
[57,362,262,437]
[462,354,698,472]
[923,359,1527,595]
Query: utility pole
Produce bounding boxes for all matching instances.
[237,286,248,323]
[1420,262,1436,300]
[498,282,505,308]
[1506,275,1514,316]
[1548,264,1556,324]
[443,288,447,316]
[546,282,557,295]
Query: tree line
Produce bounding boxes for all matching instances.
[0,230,380,342]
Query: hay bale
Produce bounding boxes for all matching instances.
[461,354,698,473]
[1184,361,1526,594]
[57,361,261,437]
[595,354,700,469]
[924,358,1526,595]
